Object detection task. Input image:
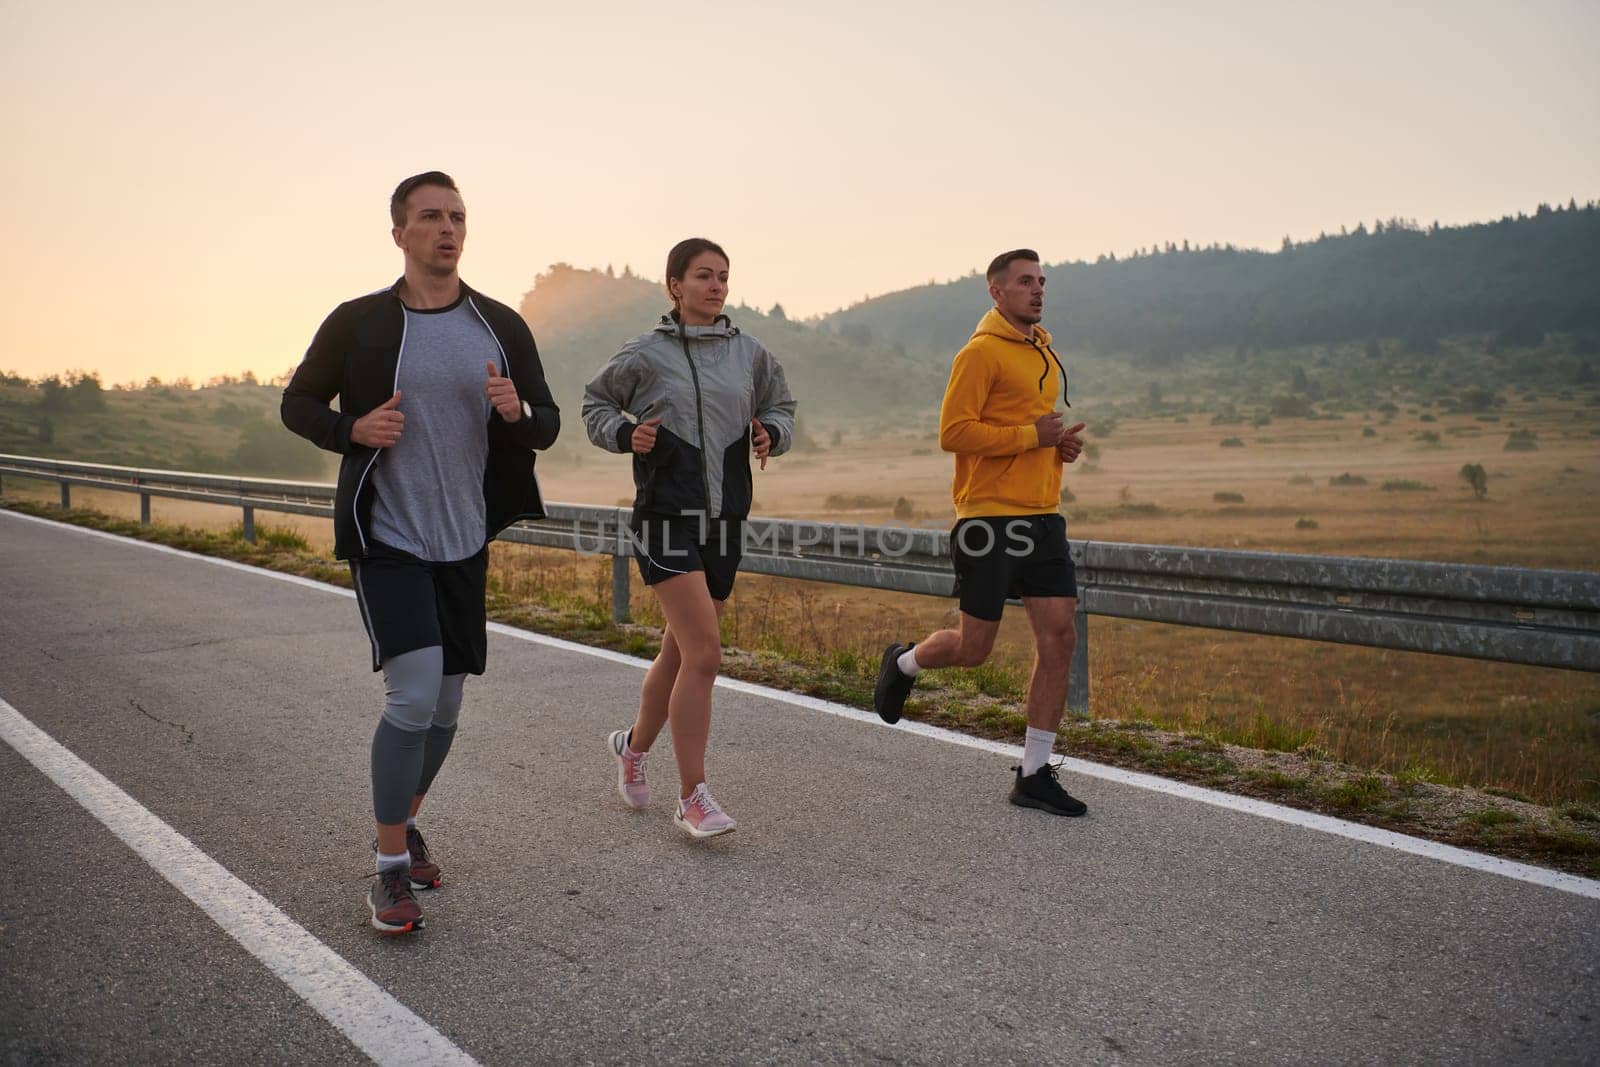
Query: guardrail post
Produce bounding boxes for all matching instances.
[611,554,630,624]
[1068,602,1090,718]
[140,492,151,525]
[59,481,70,510]
[241,505,256,544]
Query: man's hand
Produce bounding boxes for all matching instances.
[751,417,771,470]
[351,391,404,448]
[1057,422,1087,463]
[631,416,663,454]
[486,361,521,421]
[1034,410,1064,448]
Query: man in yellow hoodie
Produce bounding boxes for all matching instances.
[874,249,1090,816]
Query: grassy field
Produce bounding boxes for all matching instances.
[4,383,1597,809]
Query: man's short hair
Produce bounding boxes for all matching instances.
[390,171,459,227]
[986,248,1040,284]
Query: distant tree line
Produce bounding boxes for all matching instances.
[822,201,1600,364]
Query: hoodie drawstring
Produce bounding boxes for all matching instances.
[1030,339,1070,406]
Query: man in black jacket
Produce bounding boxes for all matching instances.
[282,171,559,934]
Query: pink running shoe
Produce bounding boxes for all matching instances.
[673,783,736,838]
[608,729,651,809]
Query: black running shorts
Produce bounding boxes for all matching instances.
[350,540,489,675]
[950,514,1077,622]
[630,512,742,601]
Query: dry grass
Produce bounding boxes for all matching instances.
[7,394,1596,812]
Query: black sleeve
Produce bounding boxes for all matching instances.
[281,306,356,454]
[497,313,561,451]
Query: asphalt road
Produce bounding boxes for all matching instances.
[2,508,1596,1065]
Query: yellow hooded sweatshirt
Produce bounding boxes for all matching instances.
[938,307,1069,519]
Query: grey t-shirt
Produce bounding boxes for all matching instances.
[370,298,497,562]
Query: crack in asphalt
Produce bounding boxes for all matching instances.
[131,698,194,745]
[131,637,232,656]
[530,940,581,965]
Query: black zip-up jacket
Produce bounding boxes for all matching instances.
[281,279,560,560]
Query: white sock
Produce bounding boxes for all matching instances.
[1022,727,1056,776]
[896,647,922,677]
[376,849,411,873]
[405,816,417,828]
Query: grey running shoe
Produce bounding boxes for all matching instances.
[406,825,441,890]
[368,866,423,934]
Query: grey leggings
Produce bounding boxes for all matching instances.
[370,646,465,826]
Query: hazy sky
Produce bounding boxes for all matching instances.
[3,0,1596,385]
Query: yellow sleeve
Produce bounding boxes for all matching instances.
[938,347,1038,456]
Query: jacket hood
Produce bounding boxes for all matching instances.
[653,312,741,340]
[971,306,1053,348]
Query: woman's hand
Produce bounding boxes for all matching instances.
[751,418,771,470]
[632,417,663,454]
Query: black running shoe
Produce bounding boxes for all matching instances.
[1009,763,1088,817]
[368,866,423,934]
[874,643,916,724]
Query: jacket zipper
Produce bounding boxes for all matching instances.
[351,304,408,554]
[469,296,542,525]
[675,324,715,517]
[468,295,509,382]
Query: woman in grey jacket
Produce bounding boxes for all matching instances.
[583,238,796,837]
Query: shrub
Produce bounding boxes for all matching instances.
[1219,437,1246,448]
[825,493,894,510]
[1381,480,1435,492]
[1459,463,1488,499]
[1295,517,1320,529]
[1060,487,1076,504]
[1329,473,1367,486]
[1361,426,1377,438]
[1213,491,1245,503]
[1414,430,1441,446]
[1504,429,1539,452]
[892,496,914,520]
[232,419,326,478]
[1270,394,1315,418]
[1287,474,1314,485]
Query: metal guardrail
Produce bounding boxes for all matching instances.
[3,453,1597,716]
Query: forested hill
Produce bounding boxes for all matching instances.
[819,201,1600,363]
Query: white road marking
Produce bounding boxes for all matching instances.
[5,506,1598,902]
[0,692,479,1067]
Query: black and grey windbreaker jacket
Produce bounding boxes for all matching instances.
[281,279,560,560]
[582,314,797,520]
